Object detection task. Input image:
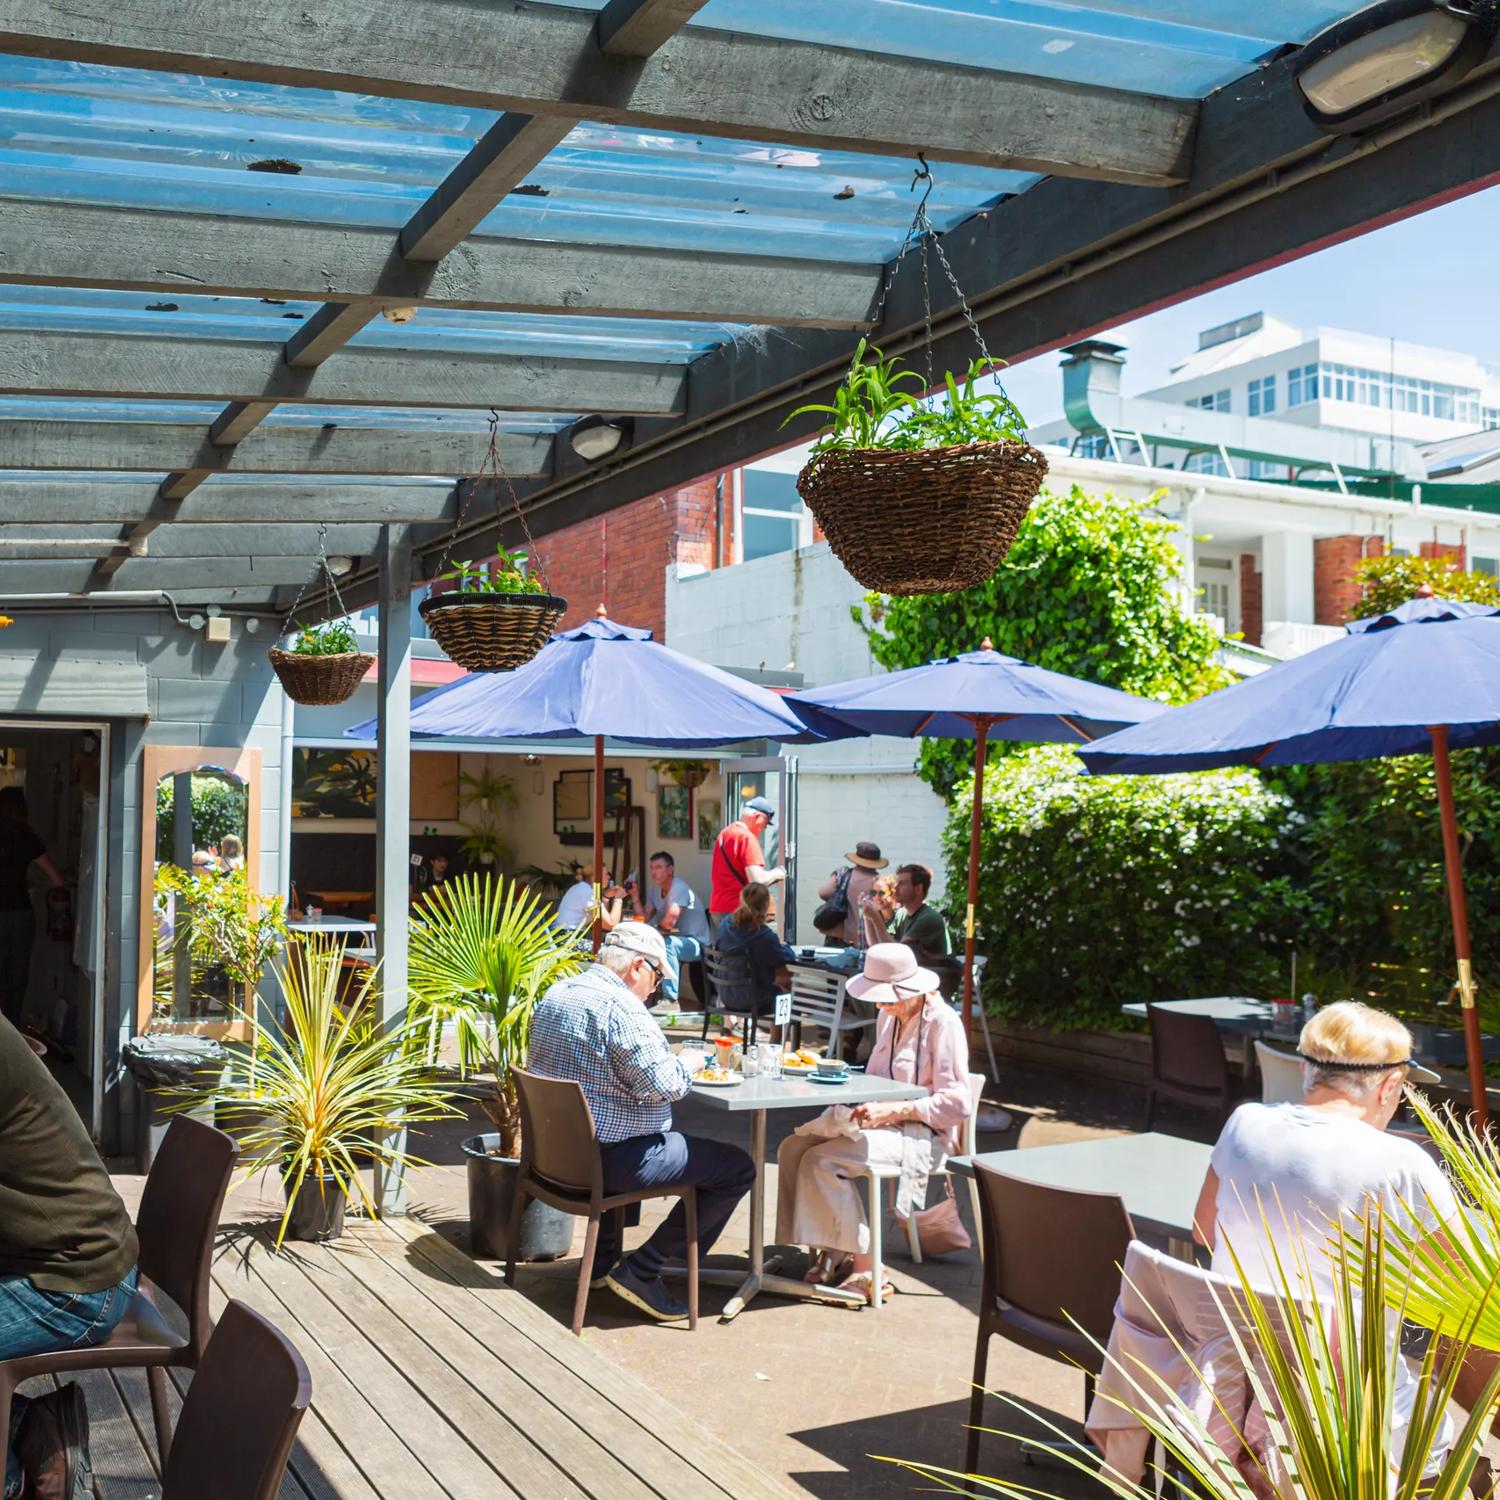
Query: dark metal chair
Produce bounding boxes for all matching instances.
[506,1067,699,1336]
[701,946,762,1044]
[1145,1004,1235,1131]
[965,1162,1136,1476]
[0,1113,238,1467]
[161,1300,312,1500]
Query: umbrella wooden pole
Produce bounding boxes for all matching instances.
[962,716,992,1038]
[592,734,605,954]
[1431,725,1488,1128]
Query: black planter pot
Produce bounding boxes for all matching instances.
[214,1097,273,1146]
[462,1133,573,1262]
[282,1172,347,1243]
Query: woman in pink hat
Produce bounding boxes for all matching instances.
[774,943,972,1303]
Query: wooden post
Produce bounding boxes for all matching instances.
[374,524,413,1214]
[1431,724,1489,1128]
[962,715,991,1038]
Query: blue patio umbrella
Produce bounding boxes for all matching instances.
[350,611,819,946]
[790,641,1167,1031]
[1079,590,1500,1123]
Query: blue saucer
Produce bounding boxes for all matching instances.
[807,1072,850,1085]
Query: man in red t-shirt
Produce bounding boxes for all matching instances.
[709,797,786,923]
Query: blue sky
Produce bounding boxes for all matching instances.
[996,183,1500,432]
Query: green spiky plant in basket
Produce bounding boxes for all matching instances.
[783,166,1047,596]
[888,1208,1500,1500]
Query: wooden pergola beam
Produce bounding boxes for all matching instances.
[0,420,553,477]
[0,330,687,413]
[0,0,1198,185]
[0,481,463,525]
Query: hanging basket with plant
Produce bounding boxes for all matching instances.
[267,527,375,705]
[787,162,1047,596]
[420,414,567,672]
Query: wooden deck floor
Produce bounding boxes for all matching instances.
[21,1216,795,1500]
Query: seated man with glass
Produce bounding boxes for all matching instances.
[629,851,710,1006]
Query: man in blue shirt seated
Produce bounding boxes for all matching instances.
[528,923,756,1322]
[628,851,711,1005]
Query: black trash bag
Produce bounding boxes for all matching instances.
[122,1034,225,1090]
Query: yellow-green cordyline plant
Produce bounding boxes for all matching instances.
[407,873,586,1158]
[217,933,460,1248]
[885,1214,1500,1500]
[1362,1091,1500,1351]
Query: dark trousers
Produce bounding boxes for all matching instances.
[0,910,34,1029]
[597,1131,756,1277]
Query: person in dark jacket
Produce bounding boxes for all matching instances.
[713,883,794,1018]
[0,788,64,1030]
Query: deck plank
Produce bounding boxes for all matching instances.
[317,1229,653,1500]
[385,1218,798,1500]
[211,1235,454,1500]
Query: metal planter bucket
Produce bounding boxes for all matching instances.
[462,1133,573,1262]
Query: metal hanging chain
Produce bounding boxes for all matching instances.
[281,522,353,635]
[859,155,1013,403]
[433,412,551,592]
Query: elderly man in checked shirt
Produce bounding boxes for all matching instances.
[529,922,756,1322]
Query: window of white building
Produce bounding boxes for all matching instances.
[1188,389,1231,413]
[1248,375,1277,417]
[1317,362,1479,423]
[1474,556,1499,577]
[1287,363,1318,406]
[736,469,812,562]
[1196,555,1238,633]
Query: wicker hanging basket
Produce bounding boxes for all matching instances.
[797,439,1048,595]
[419,591,567,673]
[267,647,376,706]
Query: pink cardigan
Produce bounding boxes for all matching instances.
[865,996,972,1151]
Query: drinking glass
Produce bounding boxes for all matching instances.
[744,1044,762,1077]
[761,1043,783,1080]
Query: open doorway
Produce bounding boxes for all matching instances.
[0,721,109,1135]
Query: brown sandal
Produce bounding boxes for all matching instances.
[840,1269,895,1304]
[803,1251,854,1286]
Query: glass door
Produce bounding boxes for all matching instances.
[718,755,798,940]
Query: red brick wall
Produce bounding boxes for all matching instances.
[1420,540,1468,571]
[515,475,728,640]
[1238,554,1262,646]
[1314,535,1383,625]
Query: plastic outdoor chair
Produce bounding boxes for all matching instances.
[0,1114,238,1468]
[507,1067,700,1335]
[160,1300,311,1500]
[1253,1040,1304,1104]
[965,1162,1135,1476]
[1145,1004,1235,1131]
[853,1073,986,1309]
[786,966,877,1058]
[701,947,762,1045]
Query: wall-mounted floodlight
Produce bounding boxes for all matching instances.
[568,416,626,462]
[1293,0,1498,133]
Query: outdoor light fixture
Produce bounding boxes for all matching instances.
[381,306,419,324]
[1292,0,1499,133]
[324,555,354,577]
[568,416,626,463]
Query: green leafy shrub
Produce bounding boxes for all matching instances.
[857,484,1228,795]
[155,774,248,859]
[949,746,1293,1030]
[1351,551,1500,619]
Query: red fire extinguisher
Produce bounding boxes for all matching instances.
[47,886,73,943]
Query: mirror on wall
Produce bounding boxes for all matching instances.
[138,747,261,1035]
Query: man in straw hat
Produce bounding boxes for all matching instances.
[815,840,887,948]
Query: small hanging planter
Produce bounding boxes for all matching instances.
[268,542,374,706]
[788,163,1047,596]
[421,417,567,673]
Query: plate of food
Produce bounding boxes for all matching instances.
[780,1047,823,1074]
[694,1066,743,1088]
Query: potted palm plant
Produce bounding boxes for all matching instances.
[214,933,459,1245]
[786,341,1047,596]
[420,554,566,674]
[267,618,375,706]
[407,872,586,1260]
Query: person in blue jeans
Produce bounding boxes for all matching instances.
[1,1017,139,1498]
[629,852,711,1005]
[527,923,755,1322]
